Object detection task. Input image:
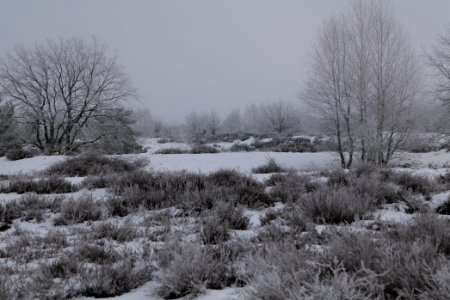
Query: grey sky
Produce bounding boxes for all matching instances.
[1,1,449,121]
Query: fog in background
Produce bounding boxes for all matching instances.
[1,0,449,121]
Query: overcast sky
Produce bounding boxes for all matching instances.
[1,0,449,121]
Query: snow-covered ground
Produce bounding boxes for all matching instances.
[0,137,449,300]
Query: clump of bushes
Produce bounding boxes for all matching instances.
[46,152,145,177]
[391,172,438,196]
[1,176,77,194]
[190,144,219,154]
[229,143,253,152]
[54,195,102,225]
[273,138,317,153]
[298,187,376,224]
[268,172,319,202]
[252,158,285,174]
[155,148,187,154]
[5,147,36,161]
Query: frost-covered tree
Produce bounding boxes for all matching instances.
[304,0,420,167]
[0,38,135,154]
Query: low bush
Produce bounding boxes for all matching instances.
[323,229,443,299]
[210,202,250,230]
[207,169,257,188]
[80,259,152,298]
[391,172,438,195]
[272,138,317,153]
[229,143,253,152]
[5,147,36,161]
[90,221,140,242]
[190,144,219,154]
[46,152,145,177]
[268,172,319,202]
[252,158,285,174]
[157,243,240,299]
[155,148,187,154]
[1,176,77,194]
[199,215,230,244]
[54,195,102,225]
[298,187,376,224]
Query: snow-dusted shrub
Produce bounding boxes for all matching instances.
[75,243,121,265]
[106,195,132,217]
[252,158,285,174]
[190,144,219,154]
[299,187,376,224]
[324,227,446,299]
[3,229,68,263]
[0,176,77,194]
[387,213,450,255]
[253,223,292,243]
[90,221,140,242]
[199,215,230,244]
[418,260,450,300]
[54,195,102,225]
[279,204,311,233]
[79,259,152,298]
[157,243,240,299]
[154,147,187,154]
[46,152,145,177]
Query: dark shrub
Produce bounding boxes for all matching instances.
[273,138,317,153]
[299,187,376,224]
[211,202,250,230]
[436,195,450,215]
[326,168,351,187]
[268,172,319,202]
[46,152,145,177]
[106,196,131,217]
[1,176,77,194]
[252,158,285,174]
[155,148,187,154]
[200,216,230,244]
[190,144,219,154]
[235,183,274,208]
[76,243,121,264]
[41,255,79,279]
[391,172,437,195]
[5,147,35,161]
[207,169,257,188]
[54,195,102,225]
[229,143,253,152]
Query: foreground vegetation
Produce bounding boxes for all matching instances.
[0,154,449,299]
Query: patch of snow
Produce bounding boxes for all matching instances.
[429,191,450,210]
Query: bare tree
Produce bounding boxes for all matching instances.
[304,15,355,168]
[206,111,221,136]
[428,24,450,131]
[222,108,242,134]
[263,100,299,135]
[304,0,420,167]
[0,38,135,154]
